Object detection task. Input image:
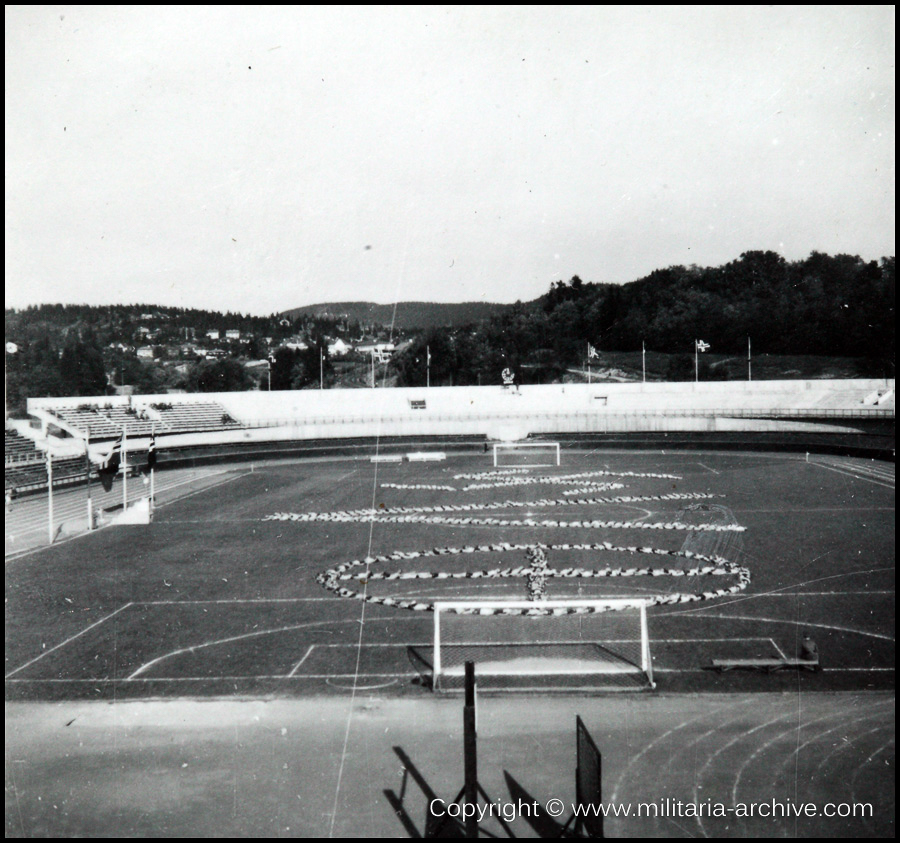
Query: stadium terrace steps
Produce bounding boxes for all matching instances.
[26,379,892,445]
[5,455,86,492]
[46,402,242,438]
[151,402,242,432]
[5,429,41,464]
[50,408,122,438]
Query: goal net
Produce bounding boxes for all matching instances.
[492,441,561,467]
[432,599,654,692]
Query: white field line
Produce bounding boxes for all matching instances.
[5,471,248,563]
[5,603,133,678]
[824,458,895,480]
[287,646,315,677]
[7,666,895,684]
[127,619,356,679]
[808,461,895,489]
[661,613,894,641]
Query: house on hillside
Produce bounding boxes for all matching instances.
[328,338,352,357]
[356,341,395,362]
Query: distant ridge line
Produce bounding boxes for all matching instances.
[280,300,516,329]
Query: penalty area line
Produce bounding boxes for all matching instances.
[4,603,134,679]
[807,461,895,490]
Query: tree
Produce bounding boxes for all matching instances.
[187,359,251,392]
[59,333,107,395]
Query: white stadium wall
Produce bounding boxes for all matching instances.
[26,379,893,449]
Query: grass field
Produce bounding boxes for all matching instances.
[6,450,894,699]
[4,448,895,837]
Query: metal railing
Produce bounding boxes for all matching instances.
[238,406,894,429]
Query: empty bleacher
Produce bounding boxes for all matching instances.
[150,402,242,433]
[5,455,87,492]
[50,407,122,438]
[97,405,158,436]
[5,429,41,464]
[43,401,243,438]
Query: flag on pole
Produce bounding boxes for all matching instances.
[94,433,123,492]
[587,344,599,360]
[144,433,157,475]
[695,340,710,352]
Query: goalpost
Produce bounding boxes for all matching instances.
[432,598,654,692]
[492,441,561,467]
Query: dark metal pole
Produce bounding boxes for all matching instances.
[464,661,478,838]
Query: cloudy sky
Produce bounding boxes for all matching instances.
[5,6,895,315]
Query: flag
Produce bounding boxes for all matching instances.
[695,340,710,352]
[95,433,123,492]
[588,344,599,359]
[426,347,431,365]
[144,433,157,475]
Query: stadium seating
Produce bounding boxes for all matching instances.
[5,429,41,464]
[5,455,86,492]
[50,407,122,438]
[149,402,242,432]
[45,401,243,438]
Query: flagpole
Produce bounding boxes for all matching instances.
[320,346,324,390]
[150,425,155,514]
[587,343,591,384]
[47,449,54,544]
[695,340,699,383]
[85,426,93,531]
[748,336,752,382]
[426,345,430,388]
[122,426,128,512]
[642,342,646,383]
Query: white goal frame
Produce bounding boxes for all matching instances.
[492,441,561,467]
[432,598,654,691]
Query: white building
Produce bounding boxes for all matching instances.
[328,338,352,357]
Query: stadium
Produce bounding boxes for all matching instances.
[5,378,894,837]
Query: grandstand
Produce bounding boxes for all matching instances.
[48,407,124,438]
[5,455,87,493]
[150,400,242,433]
[5,428,41,464]
[25,378,893,448]
[35,399,242,440]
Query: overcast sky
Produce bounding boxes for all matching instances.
[5,5,895,315]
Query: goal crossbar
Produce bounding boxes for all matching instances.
[492,441,560,467]
[433,598,654,691]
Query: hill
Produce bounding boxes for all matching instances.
[280,300,514,329]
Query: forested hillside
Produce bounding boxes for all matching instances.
[5,250,894,406]
[393,251,895,386]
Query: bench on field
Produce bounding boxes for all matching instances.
[406,451,446,462]
[707,657,820,673]
[370,454,403,463]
